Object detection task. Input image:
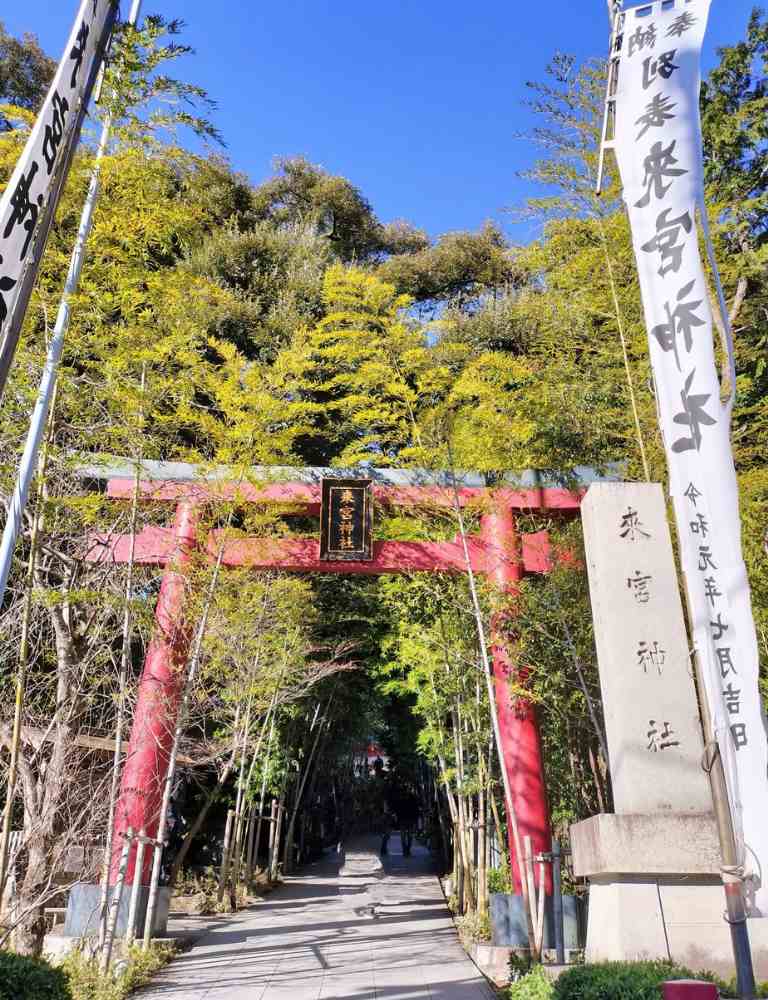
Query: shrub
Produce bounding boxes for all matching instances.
[62,943,176,1000]
[455,910,492,944]
[489,865,513,895]
[61,951,119,1000]
[0,950,71,1000]
[508,966,554,1000]
[553,960,707,1000]
[509,951,533,981]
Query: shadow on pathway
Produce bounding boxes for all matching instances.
[135,834,495,1000]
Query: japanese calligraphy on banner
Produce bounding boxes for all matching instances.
[614,0,768,912]
[0,0,117,340]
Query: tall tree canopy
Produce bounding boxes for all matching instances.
[0,20,54,124]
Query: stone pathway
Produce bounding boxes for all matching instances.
[137,835,496,999]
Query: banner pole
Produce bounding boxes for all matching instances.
[0,1,119,403]
[0,0,141,609]
[687,612,757,997]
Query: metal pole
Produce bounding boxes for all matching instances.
[125,829,147,947]
[0,0,143,610]
[596,1,624,195]
[690,645,756,997]
[552,839,565,965]
[665,556,757,996]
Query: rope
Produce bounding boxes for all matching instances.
[721,863,748,887]
[701,738,720,774]
[598,219,652,482]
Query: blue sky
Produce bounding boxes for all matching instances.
[4,1,759,243]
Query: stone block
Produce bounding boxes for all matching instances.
[585,881,768,979]
[581,483,712,815]
[571,813,721,878]
[63,882,170,938]
[489,893,583,949]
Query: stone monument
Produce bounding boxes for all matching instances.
[572,483,768,977]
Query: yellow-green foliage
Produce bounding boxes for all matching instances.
[62,944,176,1000]
[508,966,554,1000]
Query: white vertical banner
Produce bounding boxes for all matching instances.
[614,0,768,914]
[0,0,118,340]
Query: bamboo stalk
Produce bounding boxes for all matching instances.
[250,711,277,879]
[477,786,487,918]
[0,385,57,903]
[270,800,285,882]
[536,857,546,958]
[267,798,278,869]
[168,705,242,890]
[243,805,258,883]
[100,828,132,973]
[282,701,329,875]
[229,697,253,891]
[217,809,235,906]
[523,836,540,962]
[239,682,283,880]
[99,364,145,947]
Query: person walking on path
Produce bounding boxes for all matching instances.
[392,785,420,857]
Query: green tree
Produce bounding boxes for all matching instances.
[379,222,518,308]
[251,156,429,263]
[0,21,53,126]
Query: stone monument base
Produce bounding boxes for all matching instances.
[572,813,768,978]
[63,882,171,938]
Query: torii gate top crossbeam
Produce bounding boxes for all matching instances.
[76,458,617,492]
[83,460,607,576]
[103,477,583,514]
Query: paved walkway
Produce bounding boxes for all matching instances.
[137,835,496,1000]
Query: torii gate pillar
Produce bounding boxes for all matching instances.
[481,506,551,895]
[109,500,199,885]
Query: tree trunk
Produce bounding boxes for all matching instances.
[477,787,487,919]
[13,837,51,956]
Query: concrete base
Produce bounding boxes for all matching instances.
[489,893,584,949]
[63,883,171,938]
[572,814,768,978]
[469,943,517,985]
[469,943,580,985]
[585,881,768,978]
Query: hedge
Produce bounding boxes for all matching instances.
[552,961,724,1000]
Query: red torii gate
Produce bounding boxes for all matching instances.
[89,473,584,896]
